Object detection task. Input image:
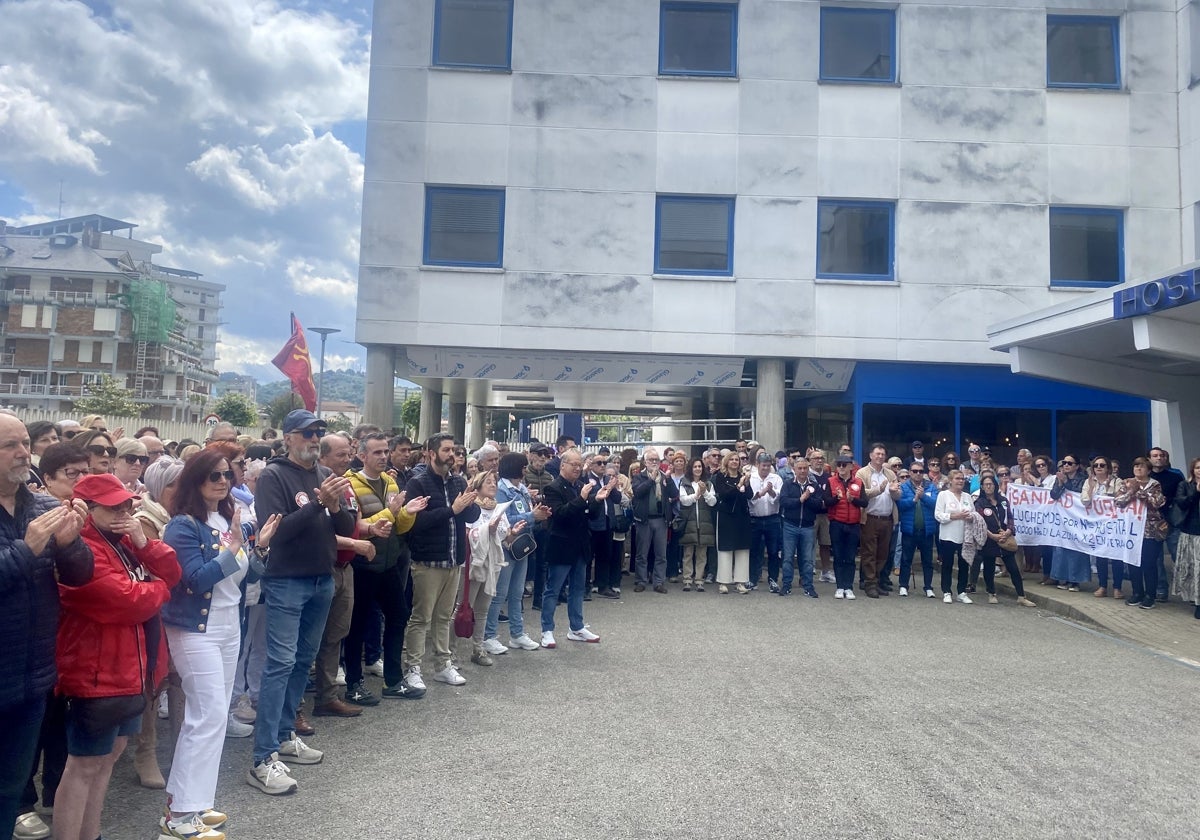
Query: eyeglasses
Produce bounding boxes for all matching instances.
[297,428,326,440]
[122,454,150,466]
[207,470,236,484]
[59,468,85,480]
[910,468,925,473]
[86,445,118,458]
[1093,463,1108,469]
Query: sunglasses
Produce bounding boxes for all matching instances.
[122,454,150,465]
[298,428,326,439]
[86,445,118,458]
[63,430,80,439]
[1093,463,1108,469]
[1062,460,1076,467]
[207,470,236,484]
[998,471,1010,476]
[910,468,925,473]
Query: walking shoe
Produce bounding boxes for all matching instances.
[508,634,541,651]
[199,810,227,829]
[335,666,346,686]
[1017,596,1037,607]
[768,579,780,593]
[231,693,256,723]
[313,698,363,717]
[343,681,381,707]
[866,588,880,599]
[225,716,254,737]
[246,753,298,795]
[481,638,509,656]
[612,586,621,595]
[834,588,845,599]
[363,659,385,678]
[541,631,557,649]
[779,586,791,596]
[801,587,817,599]
[567,626,601,643]
[735,583,750,594]
[1094,587,1107,598]
[1140,598,1156,610]
[278,732,323,765]
[682,580,691,591]
[925,589,935,598]
[599,587,620,598]
[898,587,908,597]
[704,574,716,584]
[498,613,508,621]
[1156,592,1168,602]
[470,651,494,667]
[745,582,757,591]
[634,583,646,592]
[820,570,835,583]
[988,594,999,604]
[1068,585,1079,592]
[14,812,51,840]
[433,665,467,685]
[718,584,729,594]
[403,667,427,691]
[843,589,856,600]
[382,681,425,699]
[1125,594,1143,606]
[524,581,534,596]
[957,592,973,604]
[653,584,668,594]
[943,593,953,603]
[291,712,315,737]
[159,812,225,840]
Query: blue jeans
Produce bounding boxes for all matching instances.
[750,515,782,585]
[0,694,47,832]
[254,575,334,764]
[541,561,586,633]
[781,520,815,591]
[485,553,528,641]
[829,520,860,590]
[901,531,935,590]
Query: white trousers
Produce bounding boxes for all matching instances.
[165,605,240,812]
[716,549,750,585]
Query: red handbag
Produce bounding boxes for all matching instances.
[453,555,474,639]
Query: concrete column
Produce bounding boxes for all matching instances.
[1157,396,1200,468]
[466,404,487,450]
[448,401,467,443]
[363,344,395,429]
[418,386,442,443]
[755,358,785,454]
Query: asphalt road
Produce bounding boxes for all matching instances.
[99,581,1200,839]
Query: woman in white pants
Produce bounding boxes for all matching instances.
[711,451,753,594]
[159,450,278,840]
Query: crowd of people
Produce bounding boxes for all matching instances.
[3,411,1199,840]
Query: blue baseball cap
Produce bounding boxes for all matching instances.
[282,409,327,434]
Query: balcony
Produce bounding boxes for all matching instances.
[0,353,15,368]
[0,383,86,397]
[10,289,113,306]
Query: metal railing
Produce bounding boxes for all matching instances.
[0,383,86,397]
[10,289,111,306]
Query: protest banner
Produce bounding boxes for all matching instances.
[1006,485,1147,565]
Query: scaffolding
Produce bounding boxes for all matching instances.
[125,278,176,397]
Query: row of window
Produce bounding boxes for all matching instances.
[421,186,1125,288]
[433,1,1121,89]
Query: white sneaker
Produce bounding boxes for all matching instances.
[943,593,953,603]
[508,633,541,651]
[899,587,908,597]
[925,589,935,598]
[157,691,169,719]
[231,693,256,723]
[335,666,346,686]
[225,715,253,738]
[403,667,426,692]
[541,631,556,649]
[159,811,223,839]
[844,589,856,600]
[834,588,845,599]
[821,570,836,584]
[246,752,297,795]
[364,659,385,678]
[481,638,509,656]
[567,627,600,643]
[612,587,621,595]
[433,665,466,686]
[957,592,973,604]
[277,732,322,765]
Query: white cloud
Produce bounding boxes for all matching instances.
[286,257,357,299]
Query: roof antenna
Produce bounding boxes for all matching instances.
[58,180,63,218]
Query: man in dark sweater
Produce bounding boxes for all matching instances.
[247,410,355,796]
[1150,447,1186,600]
[0,414,92,834]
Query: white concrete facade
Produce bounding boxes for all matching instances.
[357,0,1191,449]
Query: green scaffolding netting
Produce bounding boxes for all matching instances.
[128,279,177,343]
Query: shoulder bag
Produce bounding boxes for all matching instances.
[508,530,538,561]
[453,562,474,639]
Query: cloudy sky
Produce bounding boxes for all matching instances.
[0,0,374,381]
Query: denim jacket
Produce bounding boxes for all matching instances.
[160,514,260,632]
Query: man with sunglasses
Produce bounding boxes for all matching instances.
[1049,454,1089,590]
[898,461,939,597]
[247,410,355,796]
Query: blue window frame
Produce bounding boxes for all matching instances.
[432,0,514,70]
[819,7,897,83]
[423,186,506,268]
[655,195,735,276]
[1046,15,1120,89]
[659,2,738,77]
[1049,207,1123,288]
[816,200,895,281]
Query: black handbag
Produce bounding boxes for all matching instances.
[508,531,537,561]
[68,694,147,736]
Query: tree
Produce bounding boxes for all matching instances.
[325,412,353,434]
[400,393,421,436]
[73,376,148,417]
[267,392,300,428]
[210,392,259,427]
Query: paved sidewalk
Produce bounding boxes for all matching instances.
[992,570,1200,664]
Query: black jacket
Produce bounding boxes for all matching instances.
[779,476,827,527]
[543,476,603,566]
[405,469,480,566]
[631,470,680,522]
[255,456,357,578]
[1174,479,1200,536]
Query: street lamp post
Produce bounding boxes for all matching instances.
[309,327,340,419]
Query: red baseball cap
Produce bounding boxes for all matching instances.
[74,473,138,507]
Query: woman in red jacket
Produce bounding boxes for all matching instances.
[54,474,180,840]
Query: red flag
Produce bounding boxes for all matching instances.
[271,313,318,411]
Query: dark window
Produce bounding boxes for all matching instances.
[959,407,1053,471]
[424,186,506,268]
[1056,410,1147,471]
[1047,16,1120,89]
[432,0,514,70]
[817,200,895,280]
[197,309,205,322]
[1049,207,1123,288]
[655,195,735,275]
[861,404,955,463]
[820,7,896,83]
[659,2,738,77]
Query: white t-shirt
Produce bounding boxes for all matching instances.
[207,511,249,609]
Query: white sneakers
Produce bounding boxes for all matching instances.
[943,593,953,603]
[364,659,385,677]
[820,570,836,584]
[433,665,466,685]
[541,631,556,649]
[899,587,908,597]
[567,626,600,643]
[246,752,297,796]
[508,634,541,651]
[481,638,509,656]
[277,732,322,764]
[225,715,253,738]
[925,589,935,598]
[834,588,845,599]
[844,589,856,600]
[230,693,256,724]
[957,592,973,604]
[403,667,426,692]
[334,666,346,686]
